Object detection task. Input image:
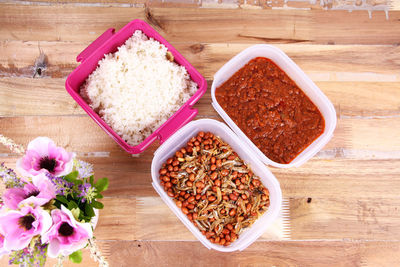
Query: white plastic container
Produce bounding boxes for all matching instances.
[151,119,283,252]
[211,44,337,168]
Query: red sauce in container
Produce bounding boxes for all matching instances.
[215,57,325,164]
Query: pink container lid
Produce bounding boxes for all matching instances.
[65,19,207,154]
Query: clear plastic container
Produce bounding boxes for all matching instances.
[211,44,337,168]
[151,119,283,252]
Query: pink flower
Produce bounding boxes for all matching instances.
[0,205,52,251]
[3,173,56,209]
[42,205,93,258]
[0,234,8,258]
[17,137,75,177]
[0,210,9,258]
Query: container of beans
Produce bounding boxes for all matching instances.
[211,44,337,168]
[151,119,282,252]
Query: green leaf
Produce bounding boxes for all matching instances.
[67,200,79,210]
[71,208,80,220]
[92,200,104,209]
[64,171,79,183]
[69,250,82,263]
[89,175,94,186]
[95,178,109,192]
[85,202,95,217]
[95,193,104,199]
[56,195,69,204]
[53,200,62,209]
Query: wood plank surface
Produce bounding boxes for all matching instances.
[88,240,400,267]
[1,2,400,266]
[1,155,400,199]
[92,196,400,241]
[1,240,400,267]
[1,78,400,117]
[1,5,400,44]
[1,0,397,11]
[2,42,400,80]
[1,116,400,155]
[2,42,400,79]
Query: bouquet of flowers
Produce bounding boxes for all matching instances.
[0,136,109,266]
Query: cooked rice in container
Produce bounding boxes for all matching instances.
[80,30,198,146]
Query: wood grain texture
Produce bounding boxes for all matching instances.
[1,6,400,44]
[2,0,397,11]
[1,77,400,117]
[98,196,400,241]
[1,3,400,266]
[1,116,400,155]
[99,240,400,267]
[2,41,400,79]
[1,155,399,199]
[2,240,399,267]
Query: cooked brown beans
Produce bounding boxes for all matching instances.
[208,195,216,202]
[229,193,238,201]
[221,169,229,176]
[159,131,270,247]
[229,209,236,217]
[181,207,189,214]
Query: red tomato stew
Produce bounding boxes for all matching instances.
[215,57,325,164]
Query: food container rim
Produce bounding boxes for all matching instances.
[65,19,207,155]
[210,44,337,168]
[152,119,282,252]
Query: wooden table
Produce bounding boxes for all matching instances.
[1,1,400,266]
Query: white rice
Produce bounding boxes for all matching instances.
[80,30,198,146]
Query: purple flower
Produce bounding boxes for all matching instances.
[2,173,56,209]
[0,205,52,251]
[16,137,75,177]
[0,163,25,188]
[46,173,74,197]
[41,205,92,258]
[78,183,92,202]
[7,241,48,265]
[74,160,94,179]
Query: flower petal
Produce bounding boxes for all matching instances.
[47,238,61,258]
[27,137,55,157]
[56,160,74,176]
[44,205,93,257]
[0,210,31,250]
[61,239,88,257]
[32,173,56,199]
[18,137,75,177]
[60,205,78,227]
[39,209,52,235]
[3,188,26,209]
[0,206,52,251]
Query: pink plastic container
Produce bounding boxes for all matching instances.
[65,19,207,154]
